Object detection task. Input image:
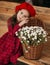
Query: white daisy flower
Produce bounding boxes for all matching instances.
[45,38,47,42]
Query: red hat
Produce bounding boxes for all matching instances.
[15,2,36,16]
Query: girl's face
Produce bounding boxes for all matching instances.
[17,9,30,22]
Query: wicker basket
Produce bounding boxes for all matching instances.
[22,17,44,59]
[22,43,44,59]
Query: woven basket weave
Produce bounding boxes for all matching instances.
[22,43,44,59]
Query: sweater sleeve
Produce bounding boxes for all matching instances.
[7,18,21,36]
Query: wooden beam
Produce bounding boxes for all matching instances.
[17,56,45,65]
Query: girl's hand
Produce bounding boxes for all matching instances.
[19,18,29,27]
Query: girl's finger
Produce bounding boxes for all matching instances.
[25,19,29,23]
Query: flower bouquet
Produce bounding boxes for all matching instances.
[15,26,47,59]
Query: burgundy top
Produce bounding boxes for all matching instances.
[0,18,23,65]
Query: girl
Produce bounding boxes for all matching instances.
[0,2,36,65]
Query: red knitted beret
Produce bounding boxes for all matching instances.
[15,2,36,17]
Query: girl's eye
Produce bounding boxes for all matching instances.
[21,12,23,14]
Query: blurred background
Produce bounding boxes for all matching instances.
[0,0,50,7]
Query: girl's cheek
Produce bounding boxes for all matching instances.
[21,17,25,21]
